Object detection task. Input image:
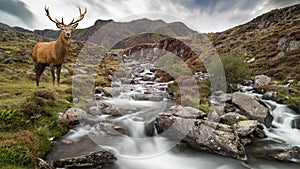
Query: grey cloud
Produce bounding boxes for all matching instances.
[268,0,300,6]
[0,0,35,26]
[84,0,109,13]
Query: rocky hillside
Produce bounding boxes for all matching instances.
[29,18,196,48]
[209,3,300,81]
[0,4,299,82]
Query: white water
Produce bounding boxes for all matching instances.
[240,85,300,147]
[263,100,300,146]
[49,77,300,169]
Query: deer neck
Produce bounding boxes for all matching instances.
[55,31,71,56]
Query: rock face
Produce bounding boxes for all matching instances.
[234,120,258,137]
[102,106,123,116]
[269,146,300,162]
[37,158,54,169]
[220,112,248,125]
[262,91,278,101]
[155,108,246,159]
[254,75,271,88]
[53,150,117,168]
[99,122,128,136]
[232,92,273,127]
[169,105,206,119]
[58,107,87,127]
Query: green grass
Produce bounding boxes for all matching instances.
[0,30,126,168]
[0,31,74,168]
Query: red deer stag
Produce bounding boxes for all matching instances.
[32,7,87,87]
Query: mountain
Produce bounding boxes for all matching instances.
[0,3,299,81]
[209,3,300,81]
[0,22,31,33]
[32,18,196,48]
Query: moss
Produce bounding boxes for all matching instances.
[95,76,110,87]
[0,130,40,168]
[199,105,210,113]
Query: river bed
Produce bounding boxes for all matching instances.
[48,65,300,169]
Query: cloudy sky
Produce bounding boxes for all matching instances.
[0,0,299,33]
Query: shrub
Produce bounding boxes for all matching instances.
[21,100,50,117]
[0,130,40,168]
[220,52,252,89]
[33,90,55,101]
[0,110,23,131]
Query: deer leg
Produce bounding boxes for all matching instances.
[37,65,46,87]
[56,65,62,87]
[35,64,41,87]
[50,65,55,86]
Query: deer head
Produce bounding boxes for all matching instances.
[45,6,87,38]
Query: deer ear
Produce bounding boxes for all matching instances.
[71,23,79,29]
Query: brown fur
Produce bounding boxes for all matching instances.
[32,30,71,87]
[32,7,86,87]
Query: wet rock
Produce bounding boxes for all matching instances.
[61,139,74,144]
[234,120,258,137]
[88,106,102,115]
[220,112,248,125]
[169,105,206,119]
[53,150,117,168]
[232,92,273,127]
[58,108,87,127]
[99,122,128,136]
[254,74,271,88]
[240,137,252,145]
[262,91,278,101]
[206,110,221,122]
[150,67,157,73]
[253,124,267,138]
[37,158,54,169]
[224,103,236,113]
[214,93,232,103]
[134,93,164,101]
[141,74,155,81]
[86,99,97,108]
[103,106,123,116]
[94,87,120,97]
[269,146,300,162]
[291,117,300,129]
[242,80,253,86]
[155,112,245,159]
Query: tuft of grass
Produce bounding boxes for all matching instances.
[0,130,40,168]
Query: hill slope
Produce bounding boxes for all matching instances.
[209,3,300,81]
[0,3,299,81]
[33,18,196,47]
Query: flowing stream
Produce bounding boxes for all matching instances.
[48,68,300,169]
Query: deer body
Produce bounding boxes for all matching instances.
[32,7,86,87]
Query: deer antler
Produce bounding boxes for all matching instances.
[69,7,87,25]
[44,6,64,27]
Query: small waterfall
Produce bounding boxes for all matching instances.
[48,81,300,168]
[240,85,300,147]
[263,100,300,146]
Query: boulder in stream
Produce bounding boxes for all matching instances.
[169,105,206,119]
[234,120,259,137]
[262,91,278,101]
[155,109,246,159]
[232,92,273,127]
[52,150,117,168]
[58,107,87,128]
[268,146,300,163]
[103,105,123,116]
[254,74,271,88]
[220,112,248,125]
